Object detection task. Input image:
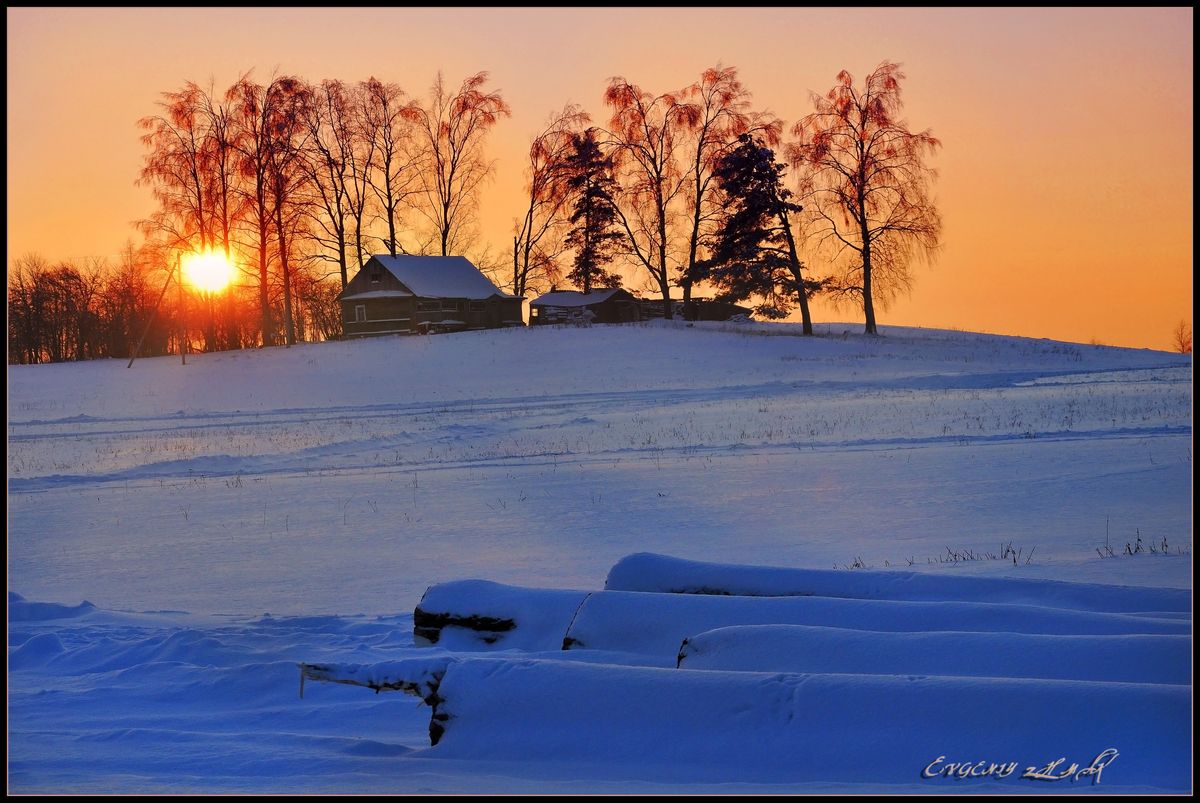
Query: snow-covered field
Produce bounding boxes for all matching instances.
[7,320,1192,792]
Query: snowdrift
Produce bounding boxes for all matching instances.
[606,553,1192,613]
[8,591,99,622]
[677,625,1191,684]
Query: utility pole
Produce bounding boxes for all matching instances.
[127,257,175,369]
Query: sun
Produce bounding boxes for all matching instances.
[182,250,235,293]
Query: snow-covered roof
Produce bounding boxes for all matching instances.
[531,289,625,307]
[340,289,414,301]
[370,255,515,300]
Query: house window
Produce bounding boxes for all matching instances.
[370,271,381,284]
[417,300,440,312]
[470,301,485,312]
[354,305,366,323]
[441,300,462,312]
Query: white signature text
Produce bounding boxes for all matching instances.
[922,748,1118,784]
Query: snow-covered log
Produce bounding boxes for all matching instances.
[563,589,1189,658]
[299,655,456,745]
[426,658,1190,789]
[413,580,589,650]
[676,624,1191,684]
[605,552,1191,613]
[412,579,1188,659]
[299,655,453,700]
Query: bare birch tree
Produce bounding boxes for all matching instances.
[511,104,590,297]
[409,72,511,256]
[301,79,355,289]
[1172,320,1192,354]
[263,78,312,346]
[602,77,699,318]
[361,77,420,259]
[789,61,942,334]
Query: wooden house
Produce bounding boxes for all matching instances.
[339,255,523,337]
[529,288,642,325]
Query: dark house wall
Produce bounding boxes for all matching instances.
[683,299,753,322]
[637,298,684,320]
[344,297,416,336]
[411,297,522,332]
[588,290,641,323]
[341,258,417,337]
[490,297,524,328]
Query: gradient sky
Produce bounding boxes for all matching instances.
[6,7,1193,350]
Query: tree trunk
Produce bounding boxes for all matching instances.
[856,152,877,335]
[860,217,877,335]
[336,214,349,289]
[780,211,813,335]
[657,217,673,320]
[684,180,702,307]
[512,236,521,297]
[440,190,453,256]
[258,217,272,347]
[522,223,535,297]
[581,206,593,294]
[275,202,296,346]
[658,276,673,319]
[177,256,187,365]
[204,293,216,352]
[387,195,398,256]
[353,210,367,273]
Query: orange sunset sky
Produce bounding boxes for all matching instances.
[6,7,1193,350]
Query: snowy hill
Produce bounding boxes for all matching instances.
[7,320,1192,792]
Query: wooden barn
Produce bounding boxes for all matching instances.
[637,297,753,321]
[683,298,754,321]
[529,288,642,325]
[637,297,685,320]
[339,255,523,337]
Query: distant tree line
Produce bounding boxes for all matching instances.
[9,62,942,363]
[9,249,163,364]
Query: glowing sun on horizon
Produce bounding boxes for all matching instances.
[182,250,235,293]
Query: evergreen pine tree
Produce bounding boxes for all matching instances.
[696,134,821,332]
[563,129,623,294]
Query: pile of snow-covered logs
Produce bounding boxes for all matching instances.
[301,553,1191,786]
